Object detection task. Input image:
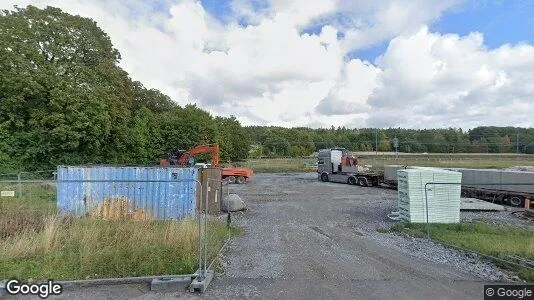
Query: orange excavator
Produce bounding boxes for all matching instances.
[159,144,253,184]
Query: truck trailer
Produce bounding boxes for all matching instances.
[317,150,533,208]
[317,148,383,186]
[381,165,534,207]
[446,168,534,207]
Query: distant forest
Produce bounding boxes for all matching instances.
[245,126,534,157]
[1,6,533,173]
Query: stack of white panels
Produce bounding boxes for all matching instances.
[397,168,462,223]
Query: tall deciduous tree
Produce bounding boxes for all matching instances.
[0,5,126,169]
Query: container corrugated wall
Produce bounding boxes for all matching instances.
[57,166,198,220]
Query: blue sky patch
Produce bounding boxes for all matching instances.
[432,0,534,48]
[347,41,389,64]
[200,0,233,23]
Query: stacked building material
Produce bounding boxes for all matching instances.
[447,168,534,194]
[397,168,462,223]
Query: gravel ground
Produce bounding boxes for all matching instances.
[202,172,529,299]
[505,166,534,172]
[369,233,520,282]
[14,172,529,300]
[224,173,526,284]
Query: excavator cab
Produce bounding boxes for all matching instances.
[160,150,187,166]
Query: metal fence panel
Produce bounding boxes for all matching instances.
[57,166,199,220]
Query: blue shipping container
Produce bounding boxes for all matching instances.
[57,166,199,220]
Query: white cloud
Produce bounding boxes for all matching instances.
[315,59,380,116]
[367,26,534,128]
[314,0,463,52]
[1,0,533,129]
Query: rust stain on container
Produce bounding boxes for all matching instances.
[90,196,153,220]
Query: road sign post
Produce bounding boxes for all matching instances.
[393,138,399,160]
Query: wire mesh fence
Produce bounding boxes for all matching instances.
[0,179,56,239]
[0,169,234,282]
[0,170,56,199]
[196,177,233,281]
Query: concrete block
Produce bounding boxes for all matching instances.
[189,270,214,293]
[459,169,534,194]
[461,198,505,211]
[150,276,192,292]
[0,280,6,297]
[384,165,403,181]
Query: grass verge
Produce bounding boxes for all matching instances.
[243,158,316,173]
[0,215,234,281]
[244,154,534,173]
[0,184,235,281]
[385,222,534,281]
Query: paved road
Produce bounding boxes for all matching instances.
[6,173,496,300]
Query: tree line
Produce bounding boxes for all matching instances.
[245,126,534,157]
[0,6,250,172]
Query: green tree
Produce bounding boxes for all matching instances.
[158,105,217,154]
[0,5,254,171]
[263,132,290,156]
[215,116,251,162]
[0,5,128,169]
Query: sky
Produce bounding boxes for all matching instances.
[1,0,533,129]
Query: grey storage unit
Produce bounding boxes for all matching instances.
[384,165,405,182]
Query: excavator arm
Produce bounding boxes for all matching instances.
[177,144,220,167]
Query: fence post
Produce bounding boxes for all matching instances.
[205,177,231,273]
[424,183,430,239]
[204,180,209,274]
[193,179,204,281]
[17,172,22,198]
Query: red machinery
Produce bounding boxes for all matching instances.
[159,144,253,184]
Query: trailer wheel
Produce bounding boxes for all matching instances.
[227,176,236,184]
[358,177,368,187]
[321,173,329,182]
[348,176,357,185]
[236,176,246,184]
[509,196,524,207]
